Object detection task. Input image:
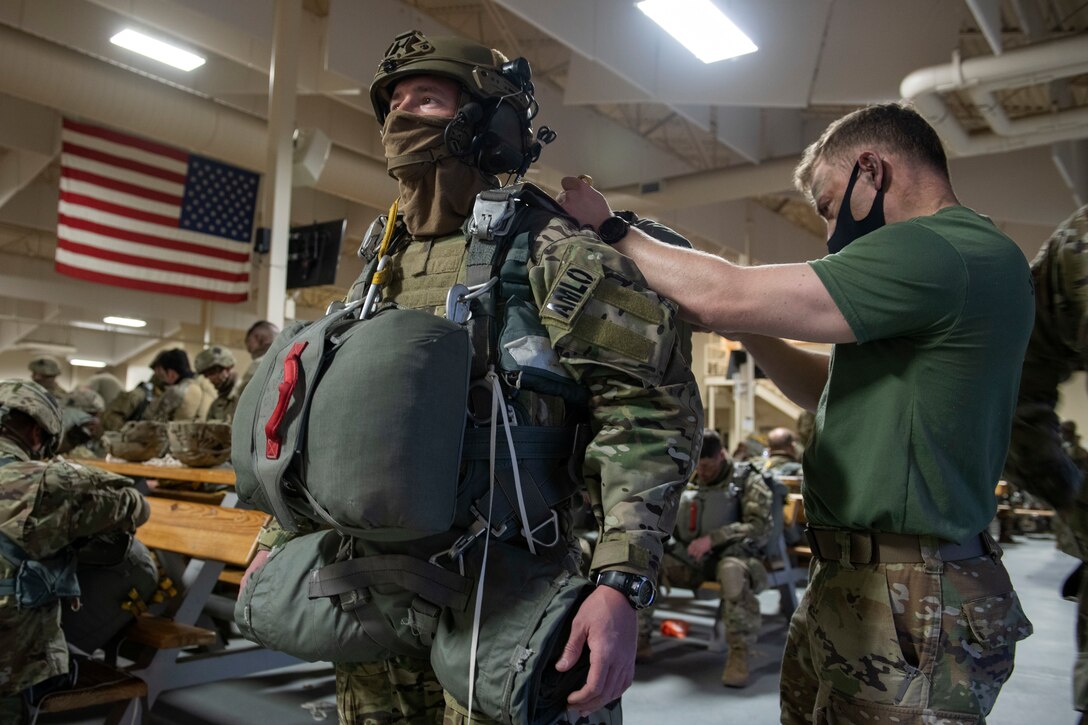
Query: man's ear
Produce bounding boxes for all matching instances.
[858,151,886,192]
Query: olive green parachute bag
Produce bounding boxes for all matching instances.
[231,302,473,539]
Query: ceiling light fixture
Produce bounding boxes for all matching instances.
[103,316,148,328]
[70,358,108,368]
[109,28,206,72]
[636,0,758,64]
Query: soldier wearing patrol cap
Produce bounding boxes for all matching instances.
[194,346,239,424]
[27,356,65,399]
[242,28,702,725]
[0,380,149,722]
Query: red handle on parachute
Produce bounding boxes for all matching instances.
[265,341,308,459]
[689,500,698,534]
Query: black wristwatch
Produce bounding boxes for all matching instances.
[595,570,656,609]
[596,214,631,246]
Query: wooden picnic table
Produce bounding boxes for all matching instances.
[70,458,236,487]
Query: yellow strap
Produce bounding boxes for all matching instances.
[371,197,400,285]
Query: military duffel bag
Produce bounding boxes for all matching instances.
[232,303,472,539]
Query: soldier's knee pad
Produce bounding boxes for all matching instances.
[717,558,749,601]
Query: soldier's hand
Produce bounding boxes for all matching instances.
[239,549,270,592]
[557,176,613,231]
[687,535,713,561]
[556,584,635,716]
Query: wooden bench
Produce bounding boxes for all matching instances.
[32,657,147,721]
[104,498,302,722]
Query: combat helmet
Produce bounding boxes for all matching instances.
[0,379,63,457]
[194,346,236,374]
[167,421,232,467]
[64,387,106,416]
[103,420,168,462]
[370,29,555,177]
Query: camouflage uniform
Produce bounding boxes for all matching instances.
[328,206,702,724]
[204,387,239,424]
[639,461,772,655]
[144,375,217,423]
[101,381,160,432]
[1005,203,1088,712]
[0,382,149,714]
[780,554,1030,723]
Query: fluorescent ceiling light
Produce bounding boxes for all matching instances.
[109,28,206,72]
[637,0,758,64]
[70,358,108,368]
[103,316,147,328]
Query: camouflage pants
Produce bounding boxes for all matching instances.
[780,552,1032,724]
[639,552,765,647]
[336,658,622,725]
[336,657,444,725]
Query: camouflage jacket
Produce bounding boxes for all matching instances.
[101,384,157,432]
[0,436,149,696]
[145,376,217,423]
[340,199,703,580]
[1007,205,1088,495]
[1006,204,1088,559]
[205,386,239,424]
[694,461,774,557]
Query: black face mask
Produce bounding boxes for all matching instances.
[826,161,885,254]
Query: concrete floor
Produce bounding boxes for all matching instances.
[41,533,1082,724]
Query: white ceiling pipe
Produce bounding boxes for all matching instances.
[0,23,394,208]
[969,88,1088,138]
[901,34,1088,156]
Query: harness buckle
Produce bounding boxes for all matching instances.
[468,194,518,241]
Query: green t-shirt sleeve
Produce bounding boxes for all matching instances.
[808,223,966,343]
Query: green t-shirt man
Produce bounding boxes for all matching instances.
[805,205,1033,543]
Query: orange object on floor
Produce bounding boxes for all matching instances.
[660,619,690,638]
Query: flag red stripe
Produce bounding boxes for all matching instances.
[57,239,249,282]
[60,191,178,227]
[58,214,251,263]
[63,118,189,163]
[55,262,249,303]
[61,167,183,206]
[62,141,187,185]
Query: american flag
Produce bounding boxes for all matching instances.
[55,118,259,303]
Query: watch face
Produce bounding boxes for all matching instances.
[633,578,655,608]
[597,215,629,245]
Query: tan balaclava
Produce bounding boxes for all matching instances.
[382,110,494,238]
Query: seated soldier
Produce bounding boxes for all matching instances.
[637,429,773,688]
[144,348,216,423]
[57,387,107,458]
[194,346,240,424]
[101,374,164,433]
[0,380,150,724]
[27,356,66,400]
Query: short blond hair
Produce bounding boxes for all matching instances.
[793,102,950,202]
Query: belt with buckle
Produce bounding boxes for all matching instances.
[803,527,990,564]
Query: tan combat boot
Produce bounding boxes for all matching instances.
[721,644,749,688]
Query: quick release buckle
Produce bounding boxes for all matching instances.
[468,194,517,241]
